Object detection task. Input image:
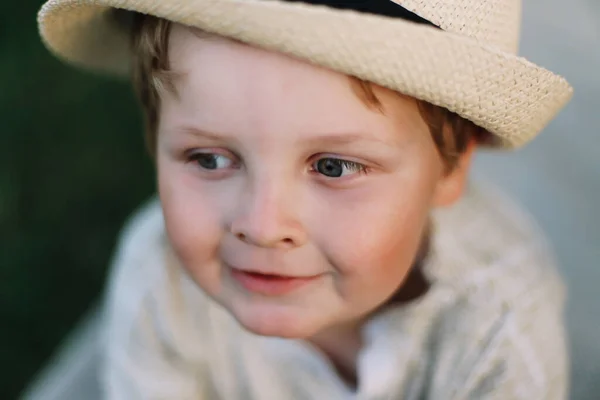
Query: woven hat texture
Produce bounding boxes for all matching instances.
[37,0,574,149]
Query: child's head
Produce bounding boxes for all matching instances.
[37,0,572,339]
[129,15,484,338]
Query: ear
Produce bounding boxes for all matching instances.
[432,139,477,207]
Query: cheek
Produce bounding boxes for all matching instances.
[345,201,428,290]
[316,175,436,297]
[157,160,223,271]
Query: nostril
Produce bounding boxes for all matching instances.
[231,224,301,248]
[278,237,297,249]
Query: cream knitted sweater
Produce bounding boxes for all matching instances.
[101,182,568,399]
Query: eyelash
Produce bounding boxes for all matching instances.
[309,158,369,177]
[187,151,239,170]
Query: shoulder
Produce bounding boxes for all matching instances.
[102,198,218,397]
[103,197,212,362]
[423,182,568,398]
[423,283,568,399]
[422,290,568,398]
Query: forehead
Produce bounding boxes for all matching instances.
[163,24,425,143]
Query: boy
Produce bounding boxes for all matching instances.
[38,0,573,398]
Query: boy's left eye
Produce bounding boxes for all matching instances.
[312,158,368,178]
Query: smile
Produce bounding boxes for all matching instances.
[229,268,322,296]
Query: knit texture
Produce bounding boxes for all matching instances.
[37,0,573,149]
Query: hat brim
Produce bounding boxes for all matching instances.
[38,0,573,149]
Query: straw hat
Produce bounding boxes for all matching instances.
[37,0,573,149]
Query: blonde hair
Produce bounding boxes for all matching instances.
[130,14,489,171]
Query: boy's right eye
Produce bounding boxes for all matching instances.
[189,152,236,170]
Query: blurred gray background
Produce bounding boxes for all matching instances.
[22,0,599,398]
[476,0,599,398]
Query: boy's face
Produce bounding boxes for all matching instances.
[157,25,470,338]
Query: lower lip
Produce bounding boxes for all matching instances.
[230,269,320,296]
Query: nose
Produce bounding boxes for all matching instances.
[229,179,307,249]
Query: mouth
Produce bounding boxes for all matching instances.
[228,268,322,296]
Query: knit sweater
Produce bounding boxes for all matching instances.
[101,182,568,399]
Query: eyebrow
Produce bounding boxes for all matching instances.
[302,132,392,147]
[177,126,394,147]
[179,126,229,141]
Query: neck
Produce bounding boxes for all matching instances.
[308,318,366,389]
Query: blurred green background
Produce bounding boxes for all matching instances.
[1,1,154,398]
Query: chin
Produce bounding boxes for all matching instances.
[232,302,323,339]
